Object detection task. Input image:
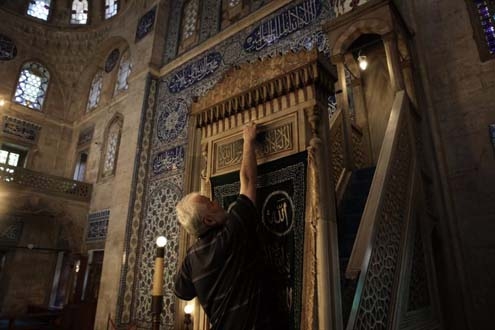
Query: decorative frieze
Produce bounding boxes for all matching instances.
[86,210,110,242]
[2,116,41,143]
[195,61,317,128]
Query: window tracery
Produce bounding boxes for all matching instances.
[467,0,495,60]
[13,62,50,111]
[27,0,51,21]
[178,0,200,52]
[182,0,200,40]
[114,51,132,95]
[71,0,89,24]
[100,115,123,179]
[87,70,103,112]
[105,0,118,19]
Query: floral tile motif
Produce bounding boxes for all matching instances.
[156,99,188,144]
[134,176,182,329]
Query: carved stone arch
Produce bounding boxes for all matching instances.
[99,112,124,181]
[332,18,392,55]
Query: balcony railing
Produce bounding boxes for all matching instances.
[0,164,92,202]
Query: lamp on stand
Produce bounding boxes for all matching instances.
[184,303,194,330]
[151,236,167,330]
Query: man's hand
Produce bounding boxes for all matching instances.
[243,122,257,143]
[240,122,258,204]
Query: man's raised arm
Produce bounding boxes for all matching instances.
[239,122,257,204]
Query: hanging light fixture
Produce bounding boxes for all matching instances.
[357,51,368,71]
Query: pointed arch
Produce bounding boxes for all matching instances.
[99,113,124,180]
[87,70,104,112]
[332,18,392,55]
[13,61,50,111]
[114,49,132,96]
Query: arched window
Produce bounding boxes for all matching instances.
[114,51,132,96]
[71,0,89,24]
[105,0,118,19]
[179,0,200,52]
[467,0,495,61]
[13,62,50,110]
[182,0,200,40]
[100,114,123,179]
[27,0,52,21]
[87,70,103,112]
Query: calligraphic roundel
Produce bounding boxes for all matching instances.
[261,190,294,236]
[157,100,188,143]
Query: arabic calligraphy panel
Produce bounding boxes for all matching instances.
[152,146,185,176]
[168,52,222,93]
[213,121,295,175]
[243,0,322,53]
[2,116,41,143]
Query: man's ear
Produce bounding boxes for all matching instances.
[202,216,216,227]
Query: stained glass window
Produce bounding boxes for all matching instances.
[182,0,199,40]
[105,49,120,73]
[87,71,103,112]
[114,51,132,95]
[474,0,495,54]
[489,124,495,155]
[27,0,51,21]
[13,62,50,110]
[101,116,123,178]
[105,0,118,19]
[71,0,89,24]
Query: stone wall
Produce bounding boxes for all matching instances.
[397,0,495,329]
[0,190,89,314]
[0,1,159,327]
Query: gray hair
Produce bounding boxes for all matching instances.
[176,192,209,237]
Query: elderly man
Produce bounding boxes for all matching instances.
[174,122,280,329]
